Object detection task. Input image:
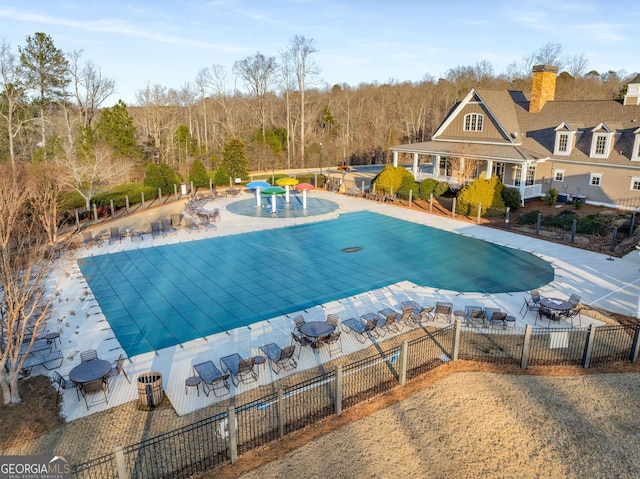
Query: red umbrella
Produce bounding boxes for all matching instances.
[294,183,314,209]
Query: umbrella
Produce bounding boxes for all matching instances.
[294,183,314,209]
[262,186,286,214]
[276,177,299,203]
[246,181,271,208]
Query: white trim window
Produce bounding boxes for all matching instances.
[631,177,640,191]
[463,113,484,132]
[589,173,602,186]
[553,169,565,182]
[589,123,613,159]
[632,131,640,161]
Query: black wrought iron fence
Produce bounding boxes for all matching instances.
[72,321,640,479]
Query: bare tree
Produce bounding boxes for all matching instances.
[68,50,117,127]
[279,49,295,168]
[29,163,66,245]
[0,40,35,173]
[0,165,52,404]
[233,52,278,141]
[288,35,320,165]
[447,150,483,186]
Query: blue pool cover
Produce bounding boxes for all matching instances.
[78,211,554,356]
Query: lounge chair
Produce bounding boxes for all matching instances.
[341,317,378,343]
[464,305,485,326]
[108,354,131,384]
[15,350,64,377]
[151,221,163,239]
[108,227,121,244]
[399,306,417,328]
[290,331,313,358]
[376,309,400,335]
[434,302,453,323]
[83,231,101,248]
[260,343,297,374]
[170,214,183,229]
[220,353,258,387]
[486,310,507,327]
[161,218,177,235]
[184,217,201,233]
[193,361,230,397]
[410,306,434,325]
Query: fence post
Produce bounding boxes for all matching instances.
[190,181,194,195]
[209,178,213,193]
[399,341,408,386]
[609,227,618,255]
[75,209,80,227]
[93,204,98,222]
[536,212,542,235]
[630,322,640,363]
[228,400,238,464]
[335,365,343,416]
[158,188,162,204]
[174,183,178,200]
[429,193,433,212]
[114,445,128,479]
[451,319,461,361]
[630,208,637,237]
[582,324,596,368]
[408,189,412,208]
[521,324,532,369]
[504,206,510,228]
[277,388,284,438]
[141,192,145,209]
[571,218,577,243]
[125,196,130,214]
[110,199,115,218]
[476,203,481,224]
[451,198,456,218]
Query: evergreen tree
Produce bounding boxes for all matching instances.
[95,100,139,158]
[189,159,209,187]
[221,138,249,182]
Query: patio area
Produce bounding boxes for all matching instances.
[34,190,640,421]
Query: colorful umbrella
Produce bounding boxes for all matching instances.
[294,183,314,209]
[262,186,286,214]
[246,181,271,208]
[276,177,299,203]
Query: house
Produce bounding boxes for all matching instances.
[390,65,640,209]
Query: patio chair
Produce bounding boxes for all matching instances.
[322,331,343,357]
[398,305,417,328]
[52,370,75,404]
[80,349,98,362]
[161,218,177,235]
[561,306,583,327]
[83,231,101,248]
[375,310,399,336]
[530,289,541,306]
[486,310,507,327]
[464,305,485,326]
[568,293,581,306]
[220,353,258,387]
[151,221,163,239]
[170,214,183,229]
[290,331,313,358]
[293,315,305,331]
[108,353,131,384]
[326,314,339,328]
[519,296,539,317]
[434,302,453,323]
[260,343,297,374]
[193,361,230,397]
[108,227,121,244]
[184,217,201,233]
[341,317,378,343]
[77,377,109,410]
[412,306,434,325]
[535,304,557,327]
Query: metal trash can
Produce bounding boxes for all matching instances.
[137,372,163,408]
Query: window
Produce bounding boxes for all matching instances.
[553,124,574,156]
[590,173,602,186]
[631,177,640,191]
[633,133,640,161]
[553,169,565,182]
[492,162,505,181]
[439,157,452,176]
[514,165,535,186]
[463,113,484,132]
[594,135,607,155]
[558,134,569,152]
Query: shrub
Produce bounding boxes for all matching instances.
[516,210,541,225]
[144,163,182,193]
[433,181,449,197]
[544,187,558,205]
[92,183,157,208]
[455,176,505,216]
[189,160,210,187]
[576,214,607,235]
[372,165,414,194]
[418,178,439,199]
[397,178,420,200]
[542,211,577,229]
[501,187,521,211]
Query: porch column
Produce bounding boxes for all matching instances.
[412,152,419,177]
[433,155,440,177]
[519,163,527,206]
[392,150,398,167]
[485,159,493,179]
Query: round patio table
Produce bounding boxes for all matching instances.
[299,321,335,339]
[540,297,572,312]
[69,359,111,385]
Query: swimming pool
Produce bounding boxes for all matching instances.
[79,211,554,356]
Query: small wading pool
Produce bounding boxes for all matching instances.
[79,211,554,356]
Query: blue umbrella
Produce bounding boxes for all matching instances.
[246,181,271,207]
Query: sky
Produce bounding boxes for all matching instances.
[1,0,639,106]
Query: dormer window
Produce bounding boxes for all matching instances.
[632,128,640,161]
[463,113,484,132]
[553,123,575,156]
[589,123,613,159]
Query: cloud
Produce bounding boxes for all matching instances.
[0,8,243,53]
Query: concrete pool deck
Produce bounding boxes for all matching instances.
[45,189,640,421]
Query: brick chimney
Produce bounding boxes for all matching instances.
[530,65,558,113]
